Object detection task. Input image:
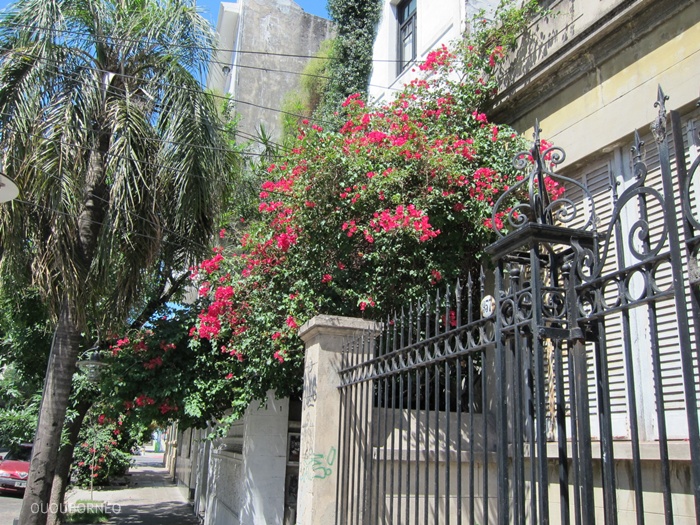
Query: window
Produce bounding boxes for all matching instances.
[397,0,417,74]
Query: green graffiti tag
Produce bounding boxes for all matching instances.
[300,446,337,482]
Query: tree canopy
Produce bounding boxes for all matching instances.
[0,0,234,521]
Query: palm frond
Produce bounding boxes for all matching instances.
[0,0,232,328]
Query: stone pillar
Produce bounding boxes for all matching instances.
[296,315,379,525]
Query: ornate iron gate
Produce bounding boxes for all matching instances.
[336,87,700,524]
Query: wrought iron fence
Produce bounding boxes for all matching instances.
[336,86,700,524]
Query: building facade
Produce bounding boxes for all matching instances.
[207,0,333,144]
[368,0,499,103]
[297,0,700,523]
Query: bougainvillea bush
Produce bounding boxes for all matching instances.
[181,17,547,416]
[97,307,247,431]
[72,419,132,487]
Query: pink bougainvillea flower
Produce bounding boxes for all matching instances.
[143,356,163,370]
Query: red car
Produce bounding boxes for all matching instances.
[0,444,31,495]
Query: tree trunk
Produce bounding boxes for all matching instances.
[20,117,109,525]
[19,298,82,525]
[46,399,92,525]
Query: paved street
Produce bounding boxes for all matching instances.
[0,452,198,525]
[0,491,22,525]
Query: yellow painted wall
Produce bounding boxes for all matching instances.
[509,2,700,168]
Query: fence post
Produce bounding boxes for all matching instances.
[297,315,379,525]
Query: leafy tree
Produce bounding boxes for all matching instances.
[0,274,53,388]
[0,406,37,448]
[0,270,49,451]
[0,1,231,522]
[99,305,239,434]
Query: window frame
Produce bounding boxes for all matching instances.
[396,0,417,75]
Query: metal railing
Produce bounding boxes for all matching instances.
[335,86,700,524]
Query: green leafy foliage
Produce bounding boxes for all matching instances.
[0,279,52,387]
[281,39,333,142]
[472,0,547,52]
[0,403,38,448]
[0,270,50,448]
[316,0,382,123]
[184,4,552,418]
[71,418,133,488]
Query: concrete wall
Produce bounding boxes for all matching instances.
[204,419,245,525]
[173,394,294,525]
[296,315,380,525]
[174,427,196,501]
[208,0,334,144]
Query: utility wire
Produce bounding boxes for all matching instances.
[0,50,295,154]
[6,49,339,128]
[0,52,309,155]
[0,20,406,95]
[0,118,299,242]
[0,116,223,179]
[0,19,407,64]
[2,149,213,254]
[11,197,211,254]
[4,137,264,256]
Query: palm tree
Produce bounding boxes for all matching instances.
[0,1,231,523]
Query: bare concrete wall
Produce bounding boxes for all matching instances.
[212,0,334,145]
[171,397,292,525]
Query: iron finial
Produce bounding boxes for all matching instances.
[651,84,669,144]
[631,129,644,164]
[655,84,669,110]
[533,119,542,144]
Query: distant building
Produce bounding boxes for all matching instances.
[208,0,334,145]
[170,4,333,525]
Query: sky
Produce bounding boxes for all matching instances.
[0,0,330,22]
[197,0,330,22]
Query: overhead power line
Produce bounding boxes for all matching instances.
[0,110,290,170]
[6,49,339,128]
[0,19,406,64]
[12,197,211,254]
[0,52,296,153]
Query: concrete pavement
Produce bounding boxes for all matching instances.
[64,452,199,525]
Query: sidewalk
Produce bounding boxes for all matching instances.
[65,452,199,525]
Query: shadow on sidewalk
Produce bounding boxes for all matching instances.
[67,455,199,525]
[108,500,199,525]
